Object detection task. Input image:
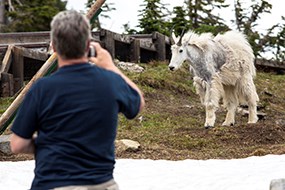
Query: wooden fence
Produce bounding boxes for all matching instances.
[0,28,284,97]
[91,29,172,63]
[0,29,172,62]
[0,29,172,97]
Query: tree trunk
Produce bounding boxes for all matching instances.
[0,0,5,26]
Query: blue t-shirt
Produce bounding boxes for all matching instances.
[11,63,141,190]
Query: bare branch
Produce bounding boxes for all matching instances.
[15,0,23,6]
[7,0,15,11]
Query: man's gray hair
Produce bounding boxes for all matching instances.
[50,10,91,60]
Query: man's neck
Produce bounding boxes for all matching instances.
[58,56,89,68]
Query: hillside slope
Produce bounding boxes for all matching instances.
[117,62,285,160]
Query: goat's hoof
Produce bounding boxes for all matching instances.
[205,125,214,129]
[257,114,265,120]
[222,121,235,126]
[248,118,258,124]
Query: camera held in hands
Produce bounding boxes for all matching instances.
[88,46,96,57]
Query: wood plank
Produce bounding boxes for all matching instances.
[139,39,156,51]
[113,33,132,44]
[1,45,14,73]
[86,0,106,20]
[255,59,285,70]
[0,42,49,53]
[130,34,153,39]
[14,46,48,61]
[0,31,50,44]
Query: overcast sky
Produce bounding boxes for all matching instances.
[66,0,284,34]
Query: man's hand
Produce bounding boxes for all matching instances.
[89,42,116,71]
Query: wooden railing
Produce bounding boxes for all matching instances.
[0,29,173,97]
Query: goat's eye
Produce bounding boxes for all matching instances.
[179,49,183,53]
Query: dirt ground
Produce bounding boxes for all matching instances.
[116,89,285,160]
[1,67,285,161]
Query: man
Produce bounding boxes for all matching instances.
[10,10,145,190]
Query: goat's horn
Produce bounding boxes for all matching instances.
[177,29,185,46]
[169,26,175,45]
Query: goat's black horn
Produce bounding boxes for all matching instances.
[177,29,185,46]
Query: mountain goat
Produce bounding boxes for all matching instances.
[168,30,259,129]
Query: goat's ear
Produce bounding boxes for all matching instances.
[172,33,179,44]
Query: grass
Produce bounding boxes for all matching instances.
[0,97,14,114]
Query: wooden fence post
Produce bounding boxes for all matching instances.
[100,29,115,58]
[130,38,140,63]
[153,32,166,61]
[12,46,24,93]
[1,72,14,97]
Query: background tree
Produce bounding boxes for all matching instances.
[169,6,189,36]
[183,0,229,34]
[233,0,284,60]
[86,0,115,30]
[133,0,229,36]
[137,0,170,34]
[1,0,66,32]
[122,22,138,35]
[265,17,285,61]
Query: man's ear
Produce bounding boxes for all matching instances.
[48,41,55,55]
[86,40,91,53]
[51,42,56,53]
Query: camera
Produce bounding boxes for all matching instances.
[88,46,96,57]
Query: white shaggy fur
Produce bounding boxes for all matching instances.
[169,30,259,128]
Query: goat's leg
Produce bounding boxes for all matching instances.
[193,77,206,104]
[204,102,217,129]
[222,86,238,126]
[248,101,258,123]
[247,90,259,123]
[242,77,259,123]
[204,81,221,128]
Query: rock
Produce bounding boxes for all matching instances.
[275,119,285,126]
[137,115,143,123]
[270,178,285,190]
[115,139,140,152]
[182,104,194,109]
[237,107,266,120]
[117,62,144,73]
[0,135,12,155]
